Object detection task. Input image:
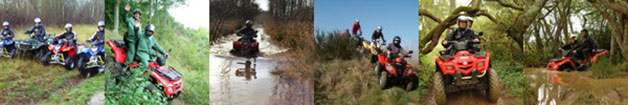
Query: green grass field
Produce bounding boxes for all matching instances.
[0,24,105,104]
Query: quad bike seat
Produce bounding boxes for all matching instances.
[549,58,566,62]
[155,67,183,81]
[595,49,607,53]
[111,40,126,49]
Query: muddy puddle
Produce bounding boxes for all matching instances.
[525,68,628,105]
[209,27,313,105]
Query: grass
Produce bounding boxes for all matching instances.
[313,31,422,104]
[104,23,209,104]
[0,24,104,104]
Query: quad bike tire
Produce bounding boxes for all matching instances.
[432,71,446,105]
[40,52,51,66]
[486,68,501,102]
[406,75,418,91]
[78,56,88,77]
[65,56,76,70]
[379,71,389,89]
[374,63,383,76]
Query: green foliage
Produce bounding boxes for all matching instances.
[105,67,167,104]
[493,61,526,98]
[590,57,616,78]
[523,47,555,67]
[314,30,360,61]
[104,0,209,104]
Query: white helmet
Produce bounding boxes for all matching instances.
[34,18,41,23]
[355,19,359,23]
[570,34,578,39]
[377,25,382,31]
[2,21,8,26]
[97,21,105,27]
[458,16,471,22]
[65,23,72,28]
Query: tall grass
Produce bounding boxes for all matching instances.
[313,31,422,104]
[210,20,242,44]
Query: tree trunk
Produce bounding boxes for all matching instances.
[114,0,119,33]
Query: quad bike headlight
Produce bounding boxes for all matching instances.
[167,87,173,93]
[478,62,484,67]
[446,65,453,70]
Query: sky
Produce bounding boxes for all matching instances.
[255,0,270,11]
[169,0,209,30]
[315,0,419,53]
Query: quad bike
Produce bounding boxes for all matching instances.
[374,50,418,91]
[230,34,259,58]
[40,39,84,70]
[15,34,53,59]
[546,49,608,71]
[432,39,500,105]
[106,40,183,100]
[76,44,105,77]
[0,39,17,58]
[362,40,385,63]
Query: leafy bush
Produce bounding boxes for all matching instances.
[314,30,360,61]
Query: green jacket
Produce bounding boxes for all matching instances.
[137,35,166,57]
[122,9,142,66]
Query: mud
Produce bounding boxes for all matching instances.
[525,68,628,105]
[421,83,516,105]
[209,27,313,105]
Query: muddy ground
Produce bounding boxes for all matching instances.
[525,68,628,105]
[209,27,313,105]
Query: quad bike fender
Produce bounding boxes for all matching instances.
[588,50,608,63]
[546,58,575,71]
[249,42,259,52]
[150,67,183,96]
[436,52,491,75]
[233,41,242,50]
[106,40,126,63]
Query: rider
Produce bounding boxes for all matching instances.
[371,25,385,47]
[560,34,579,51]
[122,3,143,67]
[136,24,168,67]
[574,29,597,62]
[1,21,14,41]
[351,19,362,36]
[385,36,410,75]
[236,20,258,42]
[386,36,409,61]
[24,18,46,42]
[87,21,105,48]
[55,23,77,46]
[442,16,480,55]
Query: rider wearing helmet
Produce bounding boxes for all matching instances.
[371,25,386,46]
[55,23,77,46]
[351,19,362,36]
[386,36,410,61]
[236,20,258,42]
[574,29,597,62]
[560,34,580,51]
[24,17,46,42]
[136,24,167,67]
[122,3,144,67]
[87,21,105,48]
[442,15,481,55]
[1,21,14,41]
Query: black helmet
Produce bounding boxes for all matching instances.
[145,24,155,35]
[393,36,401,45]
[145,24,155,32]
[133,9,142,16]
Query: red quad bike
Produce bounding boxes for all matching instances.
[374,50,418,91]
[432,40,501,105]
[547,49,608,71]
[41,39,84,70]
[230,33,259,58]
[106,40,183,100]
